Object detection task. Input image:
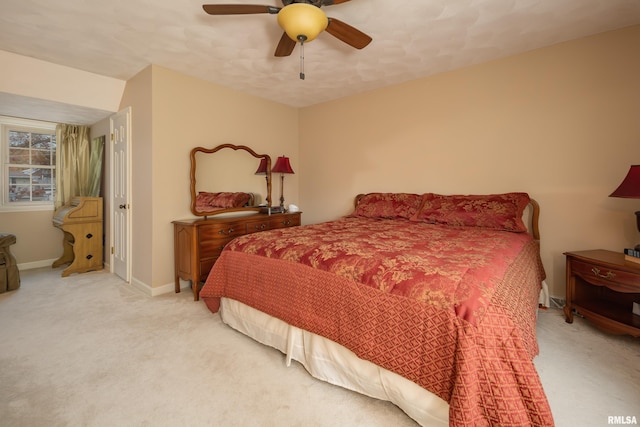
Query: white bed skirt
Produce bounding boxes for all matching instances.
[219,297,450,427]
[539,280,550,308]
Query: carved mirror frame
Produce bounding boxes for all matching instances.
[189,144,272,217]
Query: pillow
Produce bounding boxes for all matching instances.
[350,193,423,219]
[196,192,251,211]
[411,192,530,232]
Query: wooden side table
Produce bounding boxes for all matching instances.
[564,249,640,337]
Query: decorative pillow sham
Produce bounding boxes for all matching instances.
[411,192,530,232]
[349,193,423,220]
[196,192,252,211]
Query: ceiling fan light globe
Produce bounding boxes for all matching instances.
[277,3,328,43]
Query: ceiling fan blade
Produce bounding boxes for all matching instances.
[202,4,280,15]
[274,32,296,57]
[325,18,372,49]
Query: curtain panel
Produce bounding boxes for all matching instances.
[54,125,104,209]
[88,135,105,198]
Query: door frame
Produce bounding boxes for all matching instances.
[109,107,132,282]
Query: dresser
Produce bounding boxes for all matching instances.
[564,249,640,336]
[173,211,301,300]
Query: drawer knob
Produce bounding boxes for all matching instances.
[591,267,615,280]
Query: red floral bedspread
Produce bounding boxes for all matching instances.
[200,217,554,426]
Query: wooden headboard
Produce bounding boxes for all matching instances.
[526,199,540,241]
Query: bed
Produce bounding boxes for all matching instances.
[200,192,554,426]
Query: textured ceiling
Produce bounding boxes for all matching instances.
[1,0,640,123]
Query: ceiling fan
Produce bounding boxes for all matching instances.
[202,1,372,58]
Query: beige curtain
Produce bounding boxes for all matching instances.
[54,124,103,209]
[88,136,105,198]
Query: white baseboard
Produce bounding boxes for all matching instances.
[18,259,58,271]
[130,276,190,297]
[18,259,190,298]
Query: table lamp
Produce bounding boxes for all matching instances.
[609,165,640,250]
[272,156,294,211]
[254,158,269,206]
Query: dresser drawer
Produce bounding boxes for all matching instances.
[269,214,301,229]
[199,222,245,240]
[199,259,216,282]
[571,259,640,292]
[245,219,270,234]
[200,236,237,259]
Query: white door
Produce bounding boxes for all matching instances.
[110,107,131,282]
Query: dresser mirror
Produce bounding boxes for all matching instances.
[190,144,272,217]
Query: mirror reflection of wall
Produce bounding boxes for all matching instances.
[194,147,268,206]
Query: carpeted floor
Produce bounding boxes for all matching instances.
[0,267,638,427]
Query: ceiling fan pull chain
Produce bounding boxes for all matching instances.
[299,40,305,80]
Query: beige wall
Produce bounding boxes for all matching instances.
[3,26,639,299]
[0,210,60,267]
[0,50,124,112]
[119,65,299,290]
[299,25,640,297]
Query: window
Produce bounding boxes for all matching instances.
[1,116,57,211]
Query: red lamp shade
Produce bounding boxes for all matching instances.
[610,165,640,198]
[610,165,640,250]
[272,156,295,174]
[255,158,268,175]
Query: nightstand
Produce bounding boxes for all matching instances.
[564,249,640,337]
